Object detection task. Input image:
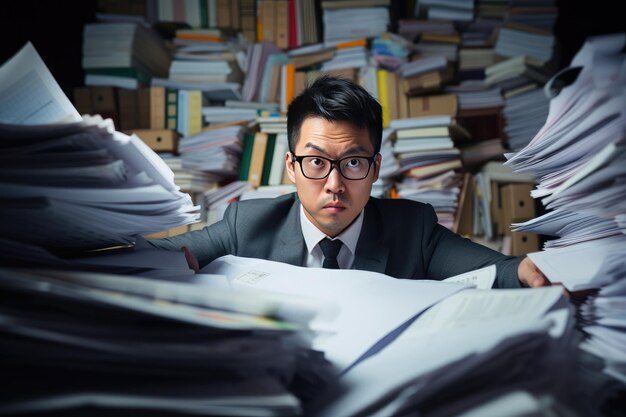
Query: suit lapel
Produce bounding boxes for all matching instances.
[354,200,389,274]
[272,198,307,266]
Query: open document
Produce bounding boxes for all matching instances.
[0,42,81,124]
[201,255,494,372]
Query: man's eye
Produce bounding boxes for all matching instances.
[346,158,361,167]
[310,158,325,166]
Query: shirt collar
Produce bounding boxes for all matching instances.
[300,203,363,257]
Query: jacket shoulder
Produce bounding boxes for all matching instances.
[368,196,434,216]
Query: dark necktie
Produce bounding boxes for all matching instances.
[319,238,343,269]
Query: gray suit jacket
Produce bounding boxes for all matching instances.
[147,193,523,288]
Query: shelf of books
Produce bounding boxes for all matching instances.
[75,0,565,254]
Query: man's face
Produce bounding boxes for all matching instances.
[285,117,381,237]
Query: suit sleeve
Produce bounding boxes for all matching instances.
[421,204,523,288]
[144,203,239,268]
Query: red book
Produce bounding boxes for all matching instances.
[288,0,298,49]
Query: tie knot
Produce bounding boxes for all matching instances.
[319,238,343,269]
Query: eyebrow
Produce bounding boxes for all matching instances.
[302,142,371,157]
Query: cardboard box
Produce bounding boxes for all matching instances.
[500,183,535,230]
[510,231,539,256]
[129,129,180,153]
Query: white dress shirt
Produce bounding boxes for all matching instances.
[299,204,363,269]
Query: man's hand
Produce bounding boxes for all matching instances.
[518,256,550,287]
[182,246,199,273]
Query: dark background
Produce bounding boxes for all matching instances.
[1,0,624,98]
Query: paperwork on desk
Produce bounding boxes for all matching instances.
[0,266,332,416]
[504,33,626,383]
[306,287,578,417]
[0,42,198,252]
[202,255,497,372]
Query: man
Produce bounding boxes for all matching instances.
[148,76,548,288]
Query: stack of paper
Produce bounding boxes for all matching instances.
[82,21,171,84]
[203,180,253,226]
[305,286,584,417]
[388,116,466,230]
[178,124,244,179]
[372,128,399,198]
[503,87,550,151]
[505,33,626,382]
[0,265,332,416]
[322,6,390,43]
[0,42,198,252]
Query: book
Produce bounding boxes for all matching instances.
[394,138,455,153]
[288,46,336,69]
[84,73,141,90]
[165,87,178,131]
[248,132,269,187]
[268,133,289,186]
[377,69,390,128]
[82,22,171,78]
[261,134,278,185]
[404,159,462,179]
[279,63,295,113]
[181,90,203,137]
[258,53,289,103]
[239,132,256,181]
[149,86,166,129]
[396,126,451,139]
[458,138,506,168]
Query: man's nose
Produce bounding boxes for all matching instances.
[325,166,346,194]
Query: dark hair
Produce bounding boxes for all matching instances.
[286,76,383,154]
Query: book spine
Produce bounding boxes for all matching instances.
[377,69,390,128]
[165,88,179,132]
[239,132,255,181]
[177,89,188,136]
[150,86,166,129]
[248,132,269,187]
[199,0,209,28]
[260,133,277,185]
[187,90,203,136]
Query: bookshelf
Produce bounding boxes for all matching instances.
[0,0,623,250]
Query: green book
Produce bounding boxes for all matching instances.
[84,67,151,85]
[239,132,255,181]
[260,134,277,186]
[165,87,178,132]
[199,0,209,28]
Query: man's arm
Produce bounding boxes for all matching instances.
[145,203,238,268]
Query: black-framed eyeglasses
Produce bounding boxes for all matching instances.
[291,153,378,180]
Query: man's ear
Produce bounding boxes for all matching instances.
[285,152,296,183]
[372,153,382,182]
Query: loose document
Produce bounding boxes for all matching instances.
[202,255,496,372]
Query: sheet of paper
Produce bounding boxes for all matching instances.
[442,264,496,289]
[0,42,81,124]
[397,286,565,341]
[528,236,626,291]
[307,314,558,417]
[202,255,470,371]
